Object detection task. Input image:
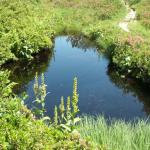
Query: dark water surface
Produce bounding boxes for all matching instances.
[5,36,150,120]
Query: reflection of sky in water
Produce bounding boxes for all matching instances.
[6,36,150,121]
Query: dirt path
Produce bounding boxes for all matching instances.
[119,4,136,32]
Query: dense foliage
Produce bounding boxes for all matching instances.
[0,71,94,149]
[125,0,141,5]
[110,0,150,81]
[112,35,150,81]
[135,0,150,29]
[0,0,54,64]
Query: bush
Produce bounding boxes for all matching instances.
[135,0,150,29]
[0,71,94,149]
[0,0,54,64]
[112,34,150,81]
[125,0,141,5]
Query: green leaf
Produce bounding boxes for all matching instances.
[60,124,71,132]
[73,117,81,124]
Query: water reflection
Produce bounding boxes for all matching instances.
[67,35,97,50]
[108,66,150,116]
[2,49,53,93]
[2,35,150,120]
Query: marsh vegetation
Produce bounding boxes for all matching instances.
[0,0,150,149]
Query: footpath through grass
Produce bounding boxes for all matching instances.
[111,0,150,82]
[50,0,150,82]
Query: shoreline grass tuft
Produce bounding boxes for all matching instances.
[79,115,150,150]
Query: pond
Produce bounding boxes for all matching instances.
[5,35,150,120]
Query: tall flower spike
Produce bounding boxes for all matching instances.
[59,96,65,119]
[54,106,58,126]
[34,72,39,100]
[40,73,46,101]
[66,96,71,120]
[72,77,79,117]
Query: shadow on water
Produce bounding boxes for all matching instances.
[108,65,150,116]
[2,35,150,120]
[2,48,54,94]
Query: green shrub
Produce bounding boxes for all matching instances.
[112,34,150,81]
[0,0,54,64]
[125,0,141,5]
[0,71,94,149]
[51,0,125,20]
[135,0,150,29]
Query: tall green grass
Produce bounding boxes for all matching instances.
[79,116,150,150]
[125,0,141,6]
[50,0,125,20]
[135,0,150,29]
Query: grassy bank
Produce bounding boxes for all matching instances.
[110,0,150,82]
[79,116,150,150]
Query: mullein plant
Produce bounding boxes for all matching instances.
[66,96,71,120]
[72,77,79,117]
[54,106,58,126]
[59,96,65,123]
[33,73,80,130]
[33,73,47,118]
[53,77,80,131]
